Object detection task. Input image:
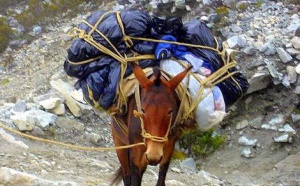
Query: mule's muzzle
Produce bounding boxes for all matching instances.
[144,140,164,166]
[145,153,162,166]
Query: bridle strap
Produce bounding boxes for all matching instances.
[133,81,172,143]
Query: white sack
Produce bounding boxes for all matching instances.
[160,59,226,131]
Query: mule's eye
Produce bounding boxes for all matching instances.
[141,108,146,114]
[167,109,173,115]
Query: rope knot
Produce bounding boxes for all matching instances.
[133,110,144,118]
[67,28,86,39]
[123,35,134,48]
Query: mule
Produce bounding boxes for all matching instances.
[111,64,192,186]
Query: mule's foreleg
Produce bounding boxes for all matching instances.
[111,124,131,186]
[156,134,179,186]
[156,161,171,186]
[129,146,148,186]
[113,143,131,185]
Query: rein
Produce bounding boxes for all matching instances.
[0,121,144,151]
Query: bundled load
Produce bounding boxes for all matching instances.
[64,9,249,131]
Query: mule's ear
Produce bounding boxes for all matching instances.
[133,63,152,89]
[167,65,192,91]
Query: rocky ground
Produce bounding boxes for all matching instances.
[0,0,300,186]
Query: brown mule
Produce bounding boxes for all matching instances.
[111,64,191,186]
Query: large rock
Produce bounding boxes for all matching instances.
[11,109,57,130]
[0,167,79,186]
[0,128,29,149]
[11,115,35,131]
[50,80,83,117]
[39,97,61,110]
[246,72,272,94]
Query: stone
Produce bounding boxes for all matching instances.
[33,92,65,103]
[286,48,300,56]
[282,75,290,87]
[286,66,297,84]
[226,35,247,48]
[294,86,300,94]
[200,16,208,22]
[261,124,277,131]
[196,170,223,185]
[49,103,65,115]
[241,147,254,158]
[33,25,42,35]
[236,120,249,130]
[295,64,300,74]
[202,0,212,5]
[0,128,29,149]
[0,167,79,186]
[273,134,293,143]
[246,72,271,94]
[0,119,15,129]
[0,103,14,118]
[185,5,191,11]
[55,116,85,131]
[242,46,256,55]
[174,0,185,9]
[25,109,57,129]
[165,180,184,186]
[179,158,197,173]
[276,47,293,63]
[230,24,243,33]
[171,167,181,173]
[70,90,85,103]
[266,60,281,79]
[50,80,82,117]
[11,115,35,131]
[291,36,300,49]
[238,136,257,146]
[39,97,61,110]
[278,124,296,134]
[291,113,300,124]
[11,100,27,113]
[260,43,276,55]
[31,126,46,136]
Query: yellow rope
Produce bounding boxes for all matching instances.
[0,121,144,151]
[112,116,129,137]
[129,36,221,54]
[67,56,102,65]
[116,11,134,48]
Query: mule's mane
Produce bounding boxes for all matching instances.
[152,66,162,87]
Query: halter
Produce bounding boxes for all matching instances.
[133,82,173,143]
[133,110,173,143]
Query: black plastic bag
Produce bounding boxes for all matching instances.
[181,19,249,108]
[64,10,157,110]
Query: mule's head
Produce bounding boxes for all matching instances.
[133,64,191,165]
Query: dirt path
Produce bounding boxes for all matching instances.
[0,1,300,186]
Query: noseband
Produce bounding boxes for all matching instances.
[133,110,173,143]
